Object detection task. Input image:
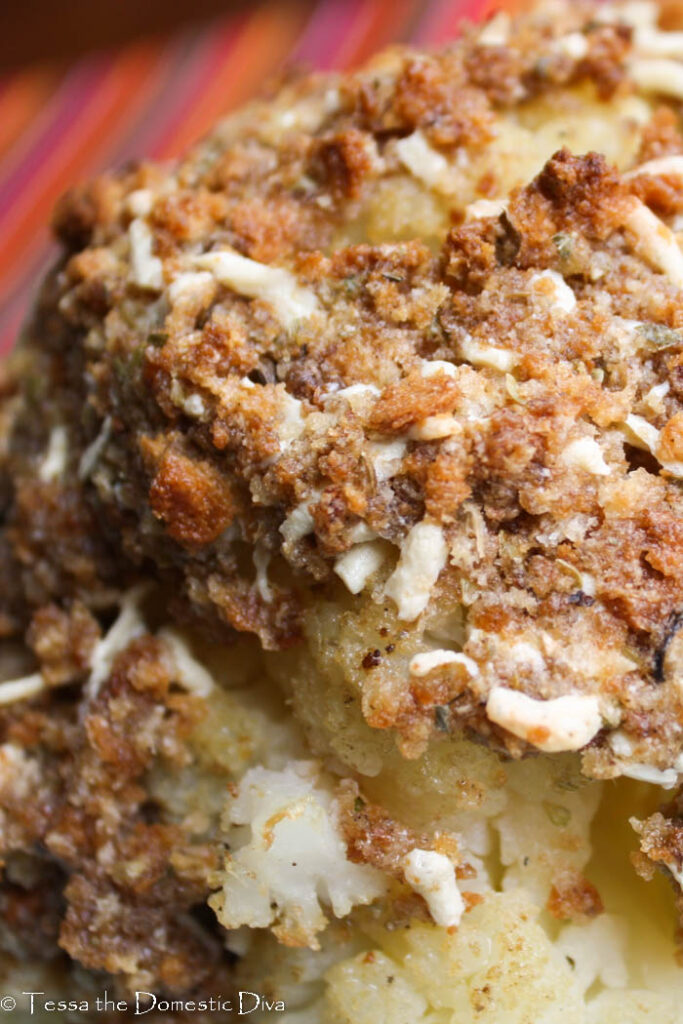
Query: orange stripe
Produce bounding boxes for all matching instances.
[159,2,311,157]
[0,45,164,296]
[0,69,62,164]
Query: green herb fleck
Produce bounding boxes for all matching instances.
[505,373,524,404]
[553,232,574,261]
[24,374,45,404]
[130,346,146,372]
[112,356,127,382]
[635,322,683,350]
[434,706,450,733]
[543,801,571,828]
[147,331,168,348]
[354,797,365,813]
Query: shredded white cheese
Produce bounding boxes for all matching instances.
[618,762,679,787]
[504,640,547,674]
[420,359,457,379]
[464,198,507,221]
[623,412,660,453]
[623,199,683,285]
[252,544,273,603]
[128,218,163,290]
[620,414,683,476]
[0,673,46,706]
[79,416,112,481]
[610,730,683,786]
[598,1,657,31]
[384,521,448,621]
[630,58,683,101]
[485,688,603,753]
[277,390,306,450]
[409,650,479,678]
[334,541,386,595]
[624,155,683,181]
[157,627,214,698]
[562,437,611,476]
[643,380,670,414]
[460,336,516,373]
[634,27,683,58]
[579,571,597,598]
[609,729,634,758]
[395,131,455,194]
[661,458,683,478]
[168,270,215,306]
[409,414,462,441]
[194,249,318,329]
[280,500,317,545]
[552,32,589,60]
[529,269,576,314]
[39,425,68,482]
[403,849,464,928]
[325,383,380,414]
[347,522,377,544]
[126,188,154,217]
[477,11,510,46]
[182,393,206,418]
[368,438,408,483]
[86,586,148,700]
[664,857,683,890]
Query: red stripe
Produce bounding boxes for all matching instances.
[293,0,367,69]
[0,58,113,219]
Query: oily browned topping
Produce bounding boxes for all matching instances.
[0,630,228,1000]
[7,2,683,768]
[2,0,683,1003]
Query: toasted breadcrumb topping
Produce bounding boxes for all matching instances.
[1,0,681,776]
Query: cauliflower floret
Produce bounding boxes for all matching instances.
[210,762,386,948]
[324,891,584,1024]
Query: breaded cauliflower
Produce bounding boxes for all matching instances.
[0,0,683,1019]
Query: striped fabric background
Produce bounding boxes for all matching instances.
[0,0,525,355]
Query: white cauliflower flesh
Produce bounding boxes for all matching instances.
[210,762,386,948]
[324,891,584,1024]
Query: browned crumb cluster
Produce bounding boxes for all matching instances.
[0,632,225,995]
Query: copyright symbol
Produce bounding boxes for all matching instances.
[0,997,15,1011]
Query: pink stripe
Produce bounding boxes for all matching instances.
[418,0,489,44]
[0,59,112,220]
[148,14,248,157]
[0,256,49,355]
[293,0,367,70]
[108,26,217,163]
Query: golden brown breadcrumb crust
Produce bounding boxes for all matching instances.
[2,0,682,762]
[0,634,223,1000]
